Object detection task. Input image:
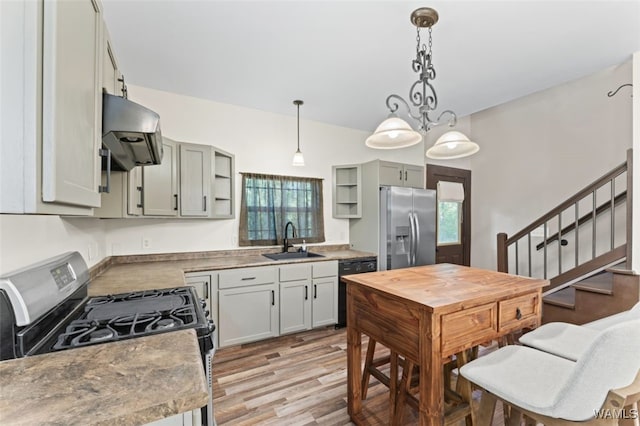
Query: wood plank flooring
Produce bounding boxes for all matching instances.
[212,327,504,425]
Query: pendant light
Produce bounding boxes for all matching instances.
[292,100,305,166]
[426,131,479,159]
[366,7,479,160]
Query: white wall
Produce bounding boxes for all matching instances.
[104,85,424,256]
[469,60,633,270]
[0,215,107,274]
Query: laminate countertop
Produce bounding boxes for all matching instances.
[89,247,376,296]
[0,329,208,426]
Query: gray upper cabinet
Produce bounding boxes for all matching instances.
[96,136,235,219]
[180,143,212,217]
[378,161,424,189]
[1,0,104,214]
[41,0,103,209]
[143,137,179,216]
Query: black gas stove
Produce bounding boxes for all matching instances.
[0,252,216,426]
[52,287,213,353]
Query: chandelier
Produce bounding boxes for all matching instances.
[366,7,479,159]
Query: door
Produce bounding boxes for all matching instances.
[378,161,404,186]
[380,186,413,270]
[412,189,437,266]
[426,165,472,266]
[312,277,338,327]
[41,0,102,208]
[180,143,211,217]
[403,164,425,188]
[218,284,278,347]
[280,280,311,334]
[143,138,178,216]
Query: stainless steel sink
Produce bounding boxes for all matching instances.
[262,251,325,261]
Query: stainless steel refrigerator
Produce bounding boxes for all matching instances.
[379,186,436,270]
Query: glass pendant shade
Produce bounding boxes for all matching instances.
[365,117,423,149]
[292,149,305,166]
[426,130,479,160]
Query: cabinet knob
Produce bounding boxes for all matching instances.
[515,307,522,320]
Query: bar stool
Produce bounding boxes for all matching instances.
[361,336,469,425]
[394,350,474,426]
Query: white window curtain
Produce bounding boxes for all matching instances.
[437,181,464,202]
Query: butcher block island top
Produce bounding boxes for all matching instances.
[343,263,549,426]
[0,329,208,426]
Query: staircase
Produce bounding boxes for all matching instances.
[543,263,639,324]
[497,149,639,325]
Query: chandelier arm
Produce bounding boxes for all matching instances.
[424,110,457,131]
[386,94,409,115]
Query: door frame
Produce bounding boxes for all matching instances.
[426,164,472,266]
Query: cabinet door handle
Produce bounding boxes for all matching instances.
[174,194,178,211]
[271,290,275,306]
[516,307,522,320]
[203,195,207,212]
[98,148,111,193]
[136,186,144,208]
[204,281,209,299]
[399,170,403,180]
[405,170,408,181]
[314,284,317,299]
[304,285,308,300]
[118,75,128,99]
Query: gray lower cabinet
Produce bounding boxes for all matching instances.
[311,261,338,327]
[279,261,338,335]
[217,266,279,347]
[213,261,338,347]
[184,272,217,323]
[279,264,312,334]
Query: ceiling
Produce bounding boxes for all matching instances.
[102,1,640,133]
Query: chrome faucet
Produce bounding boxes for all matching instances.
[283,221,296,253]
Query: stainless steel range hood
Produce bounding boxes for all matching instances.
[102,93,163,171]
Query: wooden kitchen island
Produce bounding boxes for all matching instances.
[344,263,548,426]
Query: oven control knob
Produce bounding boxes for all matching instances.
[204,309,210,317]
[208,319,216,332]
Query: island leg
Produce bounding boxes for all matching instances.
[419,312,444,426]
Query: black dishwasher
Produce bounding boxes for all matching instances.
[337,257,377,328]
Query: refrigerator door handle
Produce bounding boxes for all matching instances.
[408,212,415,266]
[413,212,420,266]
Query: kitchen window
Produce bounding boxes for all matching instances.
[239,173,325,246]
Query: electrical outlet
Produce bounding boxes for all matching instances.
[142,237,152,249]
[87,244,94,261]
[232,235,238,246]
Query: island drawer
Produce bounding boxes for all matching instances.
[498,292,539,332]
[219,266,277,289]
[441,302,497,355]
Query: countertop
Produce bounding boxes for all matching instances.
[0,329,209,426]
[89,247,376,296]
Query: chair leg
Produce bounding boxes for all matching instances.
[361,338,376,400]
[475,391,498,426]
[505,405,522,426]
[456,349,475,426]
[394,359,415,425]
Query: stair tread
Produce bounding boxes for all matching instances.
[543,287,575,309]
[572,271,614,295]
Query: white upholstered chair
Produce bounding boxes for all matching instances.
[460,319,640,426]
[519,302,640,361]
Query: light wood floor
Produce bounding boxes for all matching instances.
[212,327,504,425]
